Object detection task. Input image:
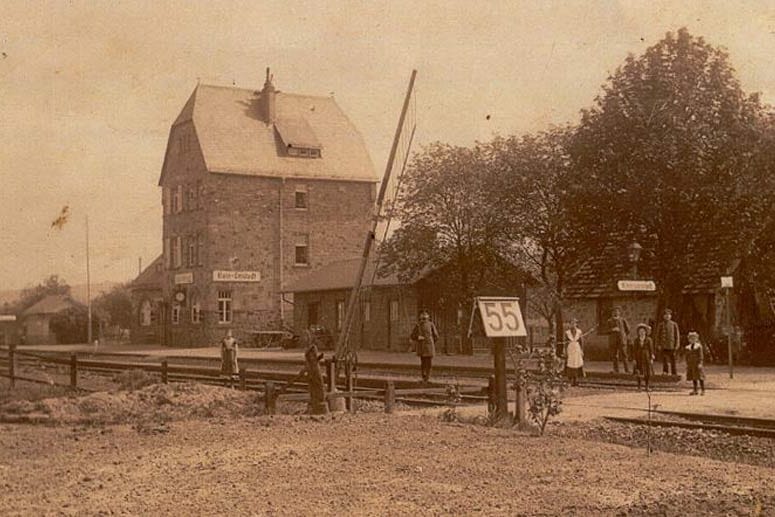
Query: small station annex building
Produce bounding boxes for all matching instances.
[131,70,378,346]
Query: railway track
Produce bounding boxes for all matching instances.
[604,410,775,439]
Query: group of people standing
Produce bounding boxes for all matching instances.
[563,307,706,394]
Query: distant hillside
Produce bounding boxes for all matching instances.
[0,281,122,308]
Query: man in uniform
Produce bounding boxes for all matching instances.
[655,308,680,375]
[410,310,439,383]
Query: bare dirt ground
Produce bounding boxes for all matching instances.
[0,383,773,516]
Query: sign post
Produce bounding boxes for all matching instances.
[474,297,527,422]
[721,276,734,379]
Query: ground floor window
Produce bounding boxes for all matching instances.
[171,304,181,325]
[140,300,152,327]
[191,297,201,324]
[218,291,232,324]
[336,300,345,330]
[389,300,399,322]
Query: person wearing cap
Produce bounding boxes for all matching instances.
[564,318,585,386]
[410,310,439,383]
[632,323,655,390]
[655,308,680,375]
[607,307,630,373]
[684,331,706,395]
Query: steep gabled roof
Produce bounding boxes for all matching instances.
[161,83,378,184]
[131,255,164,290]
[22,295,81,316]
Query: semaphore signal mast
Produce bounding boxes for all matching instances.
[334,70,418,367]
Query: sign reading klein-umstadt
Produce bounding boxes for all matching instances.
[476,297,527,338]
[212,270,261,282]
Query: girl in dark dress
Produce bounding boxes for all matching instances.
[632,323,655,391]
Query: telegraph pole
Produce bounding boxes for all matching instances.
[86,215,92,346]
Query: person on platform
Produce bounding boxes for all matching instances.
[632,323,655,391]
[220,329,239,379]
[655,308,680,375]
[685,331,706,395]
[607,307,630,373]
[410,310,439,383]
[564,319,585,386]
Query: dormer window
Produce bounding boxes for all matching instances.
[275,118,322,159]
[287,145,321,158]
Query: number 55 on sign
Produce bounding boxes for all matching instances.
[475,297,527,338]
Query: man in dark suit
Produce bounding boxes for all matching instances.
[655,308,680,375]
[607,307,630,373]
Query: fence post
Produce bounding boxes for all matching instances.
[344,360,354,412]
[161,360,168,384]
[384,380,395,414]
[325,359,335,393]
[265,381,276,415]
[70,353,78,389]
[8,343,16,388]
[487,375,496,418]
[239,368,247,391]
[515,380,527,425]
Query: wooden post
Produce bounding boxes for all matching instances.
[70,353,78,389]
[8,343,15,388]
[239,368,247,391]
[514,380,526,425]
[725,287,734,379]
[305,345,328,415]
[384,380,395,414]
[265,381,276,415]
[493,337,508,421]
[161,360,168,384]
[325,358,336,393]
[344,360,354,411]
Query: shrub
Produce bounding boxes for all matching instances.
[526,349,567,435]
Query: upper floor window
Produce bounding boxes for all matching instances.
[140,300,153,327]
[295,235,309,266]
[163,187,171,215]
[164,238,172,270]
[191,296,201,324]
[173,236,182,269]
[295,188,307,209]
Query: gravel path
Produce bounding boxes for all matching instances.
[1,412,773,516]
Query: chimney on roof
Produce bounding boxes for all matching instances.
[259,67,277,124]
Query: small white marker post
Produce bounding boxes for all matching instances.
[721,276,734,379]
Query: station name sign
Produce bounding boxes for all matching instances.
[213,270,261,283]
[617,280,656,292]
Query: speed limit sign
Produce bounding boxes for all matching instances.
[475,297,527,337]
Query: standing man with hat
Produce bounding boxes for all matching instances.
[655,308,680,375]
[607,307,630,373]
[410,310,439,383]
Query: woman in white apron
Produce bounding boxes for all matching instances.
[565,318,584,386]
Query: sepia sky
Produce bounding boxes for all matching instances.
[1,1,774,291]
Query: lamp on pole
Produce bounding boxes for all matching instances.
[627,241,642,280]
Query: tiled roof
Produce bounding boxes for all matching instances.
[22,295,81,316]
[565,231,742,299]
[283,257,408,294]
[131,255,164,289]
[161,84,378,184]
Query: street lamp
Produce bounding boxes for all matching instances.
[628,241,642,279]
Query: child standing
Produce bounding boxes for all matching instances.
[684,331,705,395]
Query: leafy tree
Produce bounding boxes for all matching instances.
[379,143,507,354]
[49,305,99,344]
[570,28,775,314]
[485,127,582,345]
[93,284,133,329]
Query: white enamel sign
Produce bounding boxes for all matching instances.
[476,297,527,338]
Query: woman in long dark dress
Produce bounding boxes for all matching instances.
[632,323,654,391]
